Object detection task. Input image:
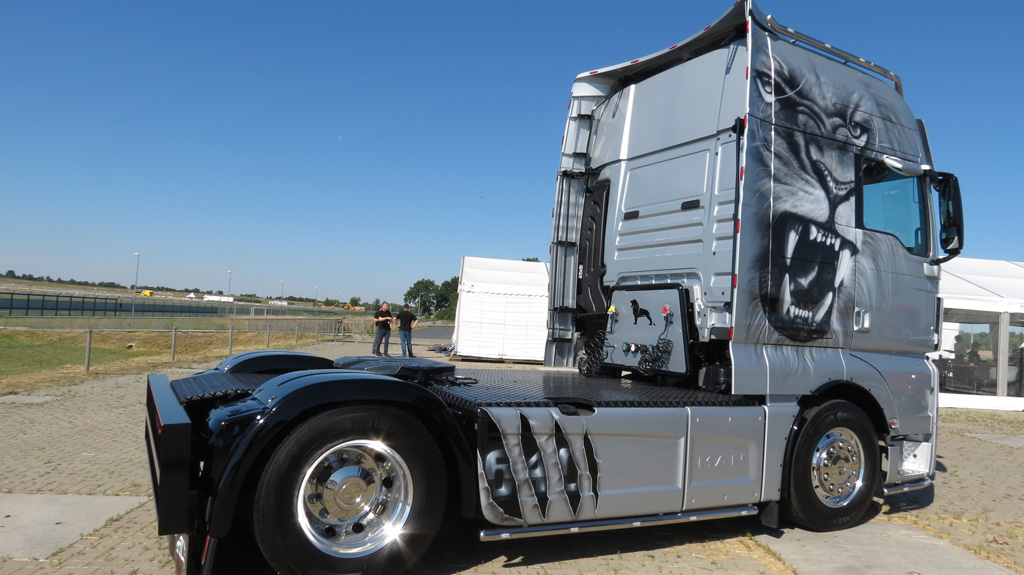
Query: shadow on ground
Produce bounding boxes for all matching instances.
[211,513,762,575]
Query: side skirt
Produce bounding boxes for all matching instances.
[479,505,757,541]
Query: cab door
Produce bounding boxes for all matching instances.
[851,156,939,357]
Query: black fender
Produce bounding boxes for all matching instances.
[213,350,337,374]
[779,378,889,507]
[205,369,476,538]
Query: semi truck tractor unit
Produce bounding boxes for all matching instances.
[145,2,964,574]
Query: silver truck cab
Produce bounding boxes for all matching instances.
[546,0,963,530]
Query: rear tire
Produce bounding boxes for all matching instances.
[253,406,445,575]
[784,400,878,531]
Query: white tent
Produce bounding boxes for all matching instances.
[939,257,1024,400]
[452,256,549,362]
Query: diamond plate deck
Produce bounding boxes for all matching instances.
[433,368,756,411]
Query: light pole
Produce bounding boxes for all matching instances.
[280,280,284,300]
[314,286,319,307]
[131,252,140,317]
[227,270,232,296]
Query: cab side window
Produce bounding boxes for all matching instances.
[858,157,929,257]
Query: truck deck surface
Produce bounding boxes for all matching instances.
[170,371,275,403]
[166,367,757,410]
[432,368,757,410]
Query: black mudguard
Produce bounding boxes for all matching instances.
[204,369,476,538]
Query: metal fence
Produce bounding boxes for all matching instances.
[0,315,377,335]
[0,317,378,375]
[0,291,347,318]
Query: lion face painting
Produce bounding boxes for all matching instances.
[742,31,921,344]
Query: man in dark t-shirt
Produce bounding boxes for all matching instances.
[395,304,419,357]
[372,302,393,356]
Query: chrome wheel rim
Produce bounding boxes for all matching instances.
[810,426,865,508]
[297,439,413,557]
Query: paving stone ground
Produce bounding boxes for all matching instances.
[2,339,1012,575]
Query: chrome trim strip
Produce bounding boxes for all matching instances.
[479,506,758,541]
[881,477,932,496]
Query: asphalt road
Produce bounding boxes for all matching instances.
[413,325,454,340]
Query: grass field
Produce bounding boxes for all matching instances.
[0,329,331,395]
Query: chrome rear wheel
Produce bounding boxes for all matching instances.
[298,440,414,557]
[254,407,445,575]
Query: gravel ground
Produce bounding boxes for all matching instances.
[0,338,1021,574]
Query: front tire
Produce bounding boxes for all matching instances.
[253,406,445,575]
[784,400,879,531]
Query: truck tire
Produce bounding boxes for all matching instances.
[253,406,446,575]
[784,400,879,532]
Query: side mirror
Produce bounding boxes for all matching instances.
[932,173,963,265]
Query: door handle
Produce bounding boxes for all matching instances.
[854,308,871,333]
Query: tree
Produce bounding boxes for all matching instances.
[433,276,459,321]
[434,276,459,311]
[349,296,362,307]
[404,278,438,313]
[522,257,540,262]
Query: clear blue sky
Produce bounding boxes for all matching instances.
[1,1,1018,302]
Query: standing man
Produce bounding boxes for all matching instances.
[372,302,393,356]
[395,303,419,357]
[953,335,967,361]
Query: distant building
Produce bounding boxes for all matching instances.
[203,295,234,303]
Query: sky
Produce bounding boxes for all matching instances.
[1,1,1020,303]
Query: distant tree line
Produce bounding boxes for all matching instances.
[4,269,127,290]
[3,269,465,315]
[958,330,1024,354]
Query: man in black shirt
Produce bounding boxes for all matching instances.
[372,302,393,356]
[395,304,419,357]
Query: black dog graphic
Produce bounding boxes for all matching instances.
[630,299,653,325]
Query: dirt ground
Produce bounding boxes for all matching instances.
[877,408,1024,573]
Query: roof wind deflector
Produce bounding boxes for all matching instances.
[763,14,903,96]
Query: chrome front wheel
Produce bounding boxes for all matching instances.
[785,400,878,531]
[809,426,865,508]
